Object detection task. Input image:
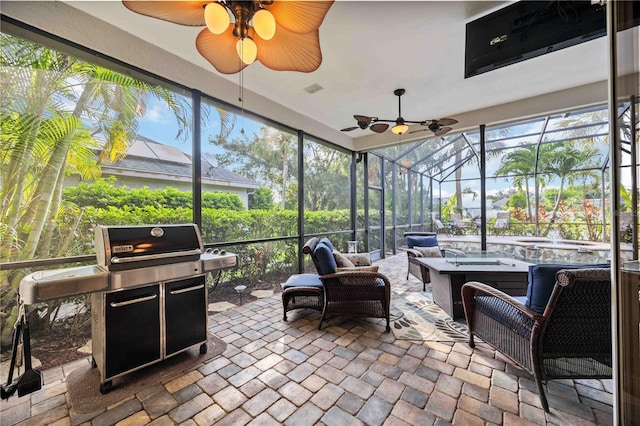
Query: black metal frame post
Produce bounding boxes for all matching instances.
[479,124,487,250]
[192,91,202,227]
[350,152,358,243]
[297,130,305,273]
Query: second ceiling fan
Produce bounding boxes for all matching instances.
[341,89,458,136]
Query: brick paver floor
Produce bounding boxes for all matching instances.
[0,254,613,425]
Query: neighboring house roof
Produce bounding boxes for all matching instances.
[493,198,509,208]
[100,136,259,189]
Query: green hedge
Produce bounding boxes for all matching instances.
[63,180,352,283]
[64,178,244,210]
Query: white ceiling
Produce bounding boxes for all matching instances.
[5,1,621,152]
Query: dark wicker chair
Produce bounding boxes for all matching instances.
[461,268,612,411]
[404,232,437,286]
[303,237,391,332]
[404,232,465,291]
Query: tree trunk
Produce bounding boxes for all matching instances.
[38,166,65,257]
[58,208,85,256]
[524,178,532,221]
[281,154,288,209]
[2,68,60,250]
[455,152,463,213]
[545,178,566,235]
[19,84,94,260]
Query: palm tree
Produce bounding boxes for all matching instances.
[541,142,599,233]
[0,33,192,343]
[494,145,538,221]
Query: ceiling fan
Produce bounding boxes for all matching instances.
[121,1,334,74]
[341,89,458,136]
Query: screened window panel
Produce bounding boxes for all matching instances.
[1,31,193,261]
[303,137,351,233]
[200,98,298,243]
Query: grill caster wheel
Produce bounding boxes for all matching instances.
[99,381,112,395]
[91,358,97,368]
[200,343,207,354]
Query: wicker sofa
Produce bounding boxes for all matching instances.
[302,237,391,332]
[462,265,612,411]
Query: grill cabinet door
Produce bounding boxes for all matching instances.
[104,285,161,379]
[165,276,207,356]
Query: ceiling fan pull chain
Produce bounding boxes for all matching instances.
[238,52,245,134]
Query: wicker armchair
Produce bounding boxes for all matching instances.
[303,237,391,332]
[404,232,438,285]
[494,211,510,235]
[462,268,612,411]
[404,232,465,291]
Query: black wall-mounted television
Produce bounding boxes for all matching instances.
[465,0,639,78]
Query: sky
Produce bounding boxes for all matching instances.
[136,97,261,160]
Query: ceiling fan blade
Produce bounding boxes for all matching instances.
[265,1,334,34]
[353,115,372,125]
[434,126,452,136]
[370,123,389,133]
[196,27,248,74]
[438,118,458,126]
[341,126,358,132]
[122,1,208,26]
[255,27,323,72]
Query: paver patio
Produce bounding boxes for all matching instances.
[0,254,613,425]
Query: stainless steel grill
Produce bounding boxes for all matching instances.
[19,224,236,304]
[17,223,237,395]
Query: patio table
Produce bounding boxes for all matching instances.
[415,253,533,319]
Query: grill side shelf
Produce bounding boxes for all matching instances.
[19,266,109,305]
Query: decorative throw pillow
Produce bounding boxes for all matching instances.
[333,250,356,268]
[344,253,372,266]
[414,246,442,257]
[406,235,438,249]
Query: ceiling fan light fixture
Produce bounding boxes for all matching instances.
[253,9,276,40]
[236,37,258,64]
[122,0,334,74]
[204,2,230,35]
[391,123,409,135]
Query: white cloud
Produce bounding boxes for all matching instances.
[144,101,171,124]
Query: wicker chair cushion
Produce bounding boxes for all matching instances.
[495,218,509,229]
[283,274,323,289]
[525,263,610,313]
[314,241,337,275]
[406,235,438,249]
[333,250,356,268]
[343,253,372,266]
[319,237,334,251]
[414,246,442,257]
[337,265,379,272]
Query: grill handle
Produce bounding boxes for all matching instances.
[111,249,201,264]
[110,294,157,308]
[169,284,204,295]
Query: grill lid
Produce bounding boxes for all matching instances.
[96,224,203,270]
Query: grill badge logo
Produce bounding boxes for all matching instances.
[112,245,134,253]
[151,227,164,237]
